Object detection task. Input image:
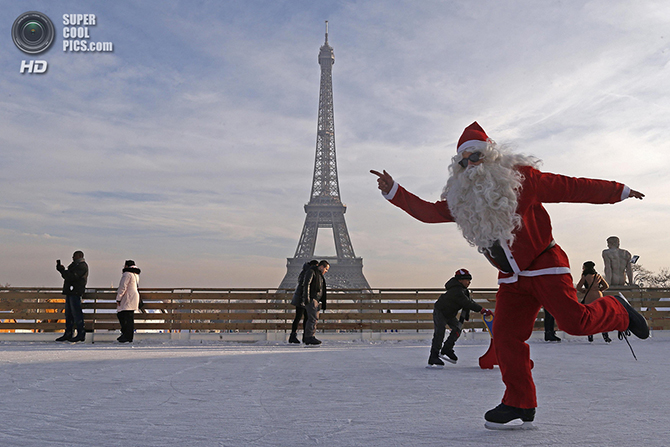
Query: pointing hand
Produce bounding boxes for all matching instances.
[370,169,394,195]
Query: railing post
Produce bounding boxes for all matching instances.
[91,293,96,344]
[265,289,269,339]
[416,289,419,333]
[168,292,173,334]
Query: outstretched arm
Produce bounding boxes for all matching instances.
[530,167,643,204]
[370,169,453,223]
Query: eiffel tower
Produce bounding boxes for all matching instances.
[279,22,370,291]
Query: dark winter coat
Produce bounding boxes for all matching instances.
[291,263,313,307]
[434,277,482,321]
[302,266,327,310]
[57,259,89,297]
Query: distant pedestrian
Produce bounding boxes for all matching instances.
[116,260,141,343]
[55,250,89,342]
[543,309,561,342]
[302,260,329,345]
[429,269,492,367]
[576,261,611,343]
[289,260,318,344]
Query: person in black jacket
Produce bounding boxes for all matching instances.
[429,269,491,366]
[289,260,318,344]
[55,250,89,342]
[302,260,329,345]
[543,309,561,342]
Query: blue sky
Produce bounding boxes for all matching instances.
[1,0,668,288]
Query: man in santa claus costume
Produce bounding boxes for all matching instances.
[371,122,648,430]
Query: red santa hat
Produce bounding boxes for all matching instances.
[457,121,489,154]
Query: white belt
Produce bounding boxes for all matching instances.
[498,267,571,284]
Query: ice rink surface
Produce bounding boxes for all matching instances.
[0,336,668,446]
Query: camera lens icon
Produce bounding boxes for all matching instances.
[12,11,55,54]
[23,21,45,42]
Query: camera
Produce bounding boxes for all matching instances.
[12,11,55,54]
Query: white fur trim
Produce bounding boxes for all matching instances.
[383,181,399,200]
[497,267,572,284]
[457,139,488,155]
[519,267,571,277]
[498,275,518,284]
[621,185,630,201]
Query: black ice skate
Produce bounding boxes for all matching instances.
[304,337,322,346]
[439,349,458,364]
[55,332,72,342]
[288,332,300,344]
[69,331,86,343]
[426,355,444,369]
[615,293,649,340]
[544,333,561,342]
[484,403,536,430]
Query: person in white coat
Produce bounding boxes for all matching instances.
[116,260,141,343]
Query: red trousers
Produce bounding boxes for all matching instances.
[493,274,629,409]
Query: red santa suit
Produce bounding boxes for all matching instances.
[385,165,630,409]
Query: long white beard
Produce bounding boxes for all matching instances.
[442,156,527,249]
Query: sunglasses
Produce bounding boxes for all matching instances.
[458,152,484,168]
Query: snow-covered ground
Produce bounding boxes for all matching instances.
[0,336,667,447]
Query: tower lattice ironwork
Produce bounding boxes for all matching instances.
[279,22,370,291]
